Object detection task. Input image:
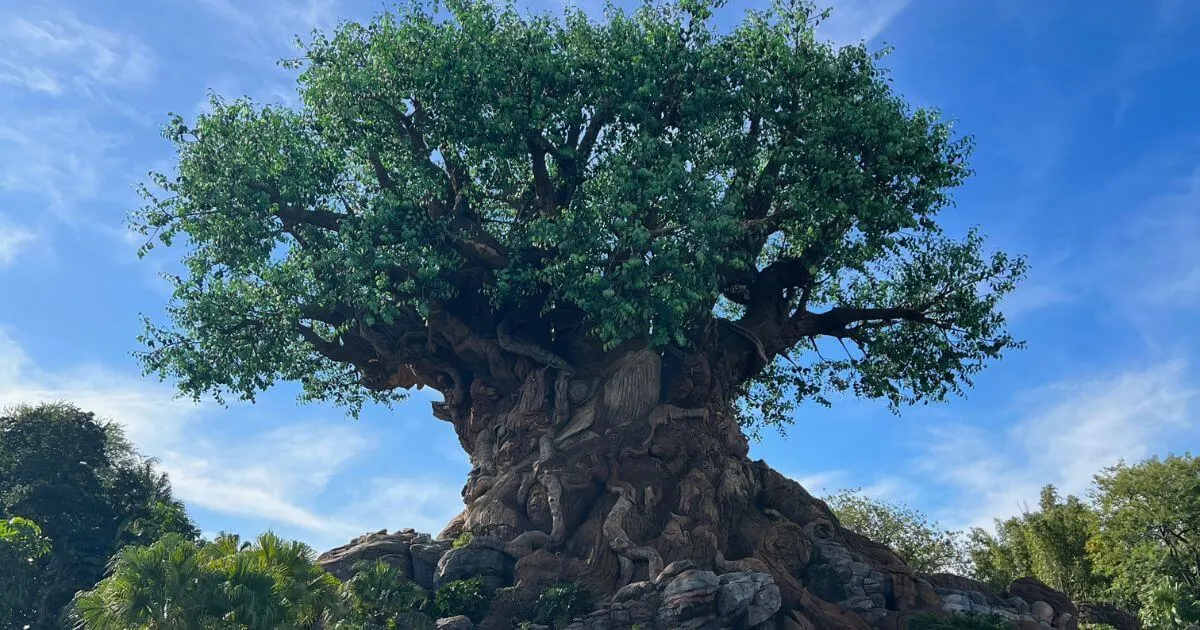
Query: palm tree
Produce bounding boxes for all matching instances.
[70,533,220,630]
[71,531,346,630]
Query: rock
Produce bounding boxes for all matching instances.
[613,580,656,603]
[514,548,561,589]
[748,580,781,625]
[1009,577,1079,622]
[316,530,415,581]
[436,615,474,630]
[1077,601,1140,630]
[716,572,773,623]
[435,546,515,592]
[655,559,697,584]
[411,541,452,590]
[658,569,719,622]
[1031,601,1055,624]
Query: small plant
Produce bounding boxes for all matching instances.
[452,531,474,550]
[534,582,592,628]
[907,612,1016,630]
[434,577,492,622]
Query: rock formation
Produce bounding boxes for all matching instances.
[319,526,1081,629]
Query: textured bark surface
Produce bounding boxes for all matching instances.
[394,345,1073,629]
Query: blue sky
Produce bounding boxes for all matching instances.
[1,0,1198,553]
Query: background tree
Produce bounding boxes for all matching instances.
[825,488,965,574]
[966,485,1106,601]
[133,0,1025,612]
[1090,454,1200,628]
[1,517,52,628]
[0,403,199,629]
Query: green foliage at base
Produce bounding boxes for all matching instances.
[335,560,434,629]
[71,531,342,630]
[907,612,1015,630]
[0,517,51,627]
[533,582,593,627]
[434,577,493,622]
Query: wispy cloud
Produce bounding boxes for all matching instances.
[0,325,462,550]
[816,0,912,48]
[919,360,1195,530]
[0,111,122,209]
[0,9,154,95]
[0,220,38,267]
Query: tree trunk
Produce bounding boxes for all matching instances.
[432,348,939,627]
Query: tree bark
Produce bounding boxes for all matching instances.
[429,347,936,624]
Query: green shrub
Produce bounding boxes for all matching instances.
[907,612,1016,630]
[534,582,592,627]
[452,531,473,550]
[434,577,492,622]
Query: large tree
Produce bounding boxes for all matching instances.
[1091,454,1200,627]
[134,0,1025,620]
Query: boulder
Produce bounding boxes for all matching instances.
[316,529,415,582]
[435,546,515,592]
[411,541,453,590]
[658,569,720,622]
[436,615,475,630]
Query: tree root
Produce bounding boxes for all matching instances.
[603,480,664,588]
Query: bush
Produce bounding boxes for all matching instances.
[907,612,1016,630]
[434,577,492,622]
[533,582,592,627]
[452,531,473,550]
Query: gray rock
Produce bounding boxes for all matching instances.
[435,615,474,630]
[655,559,697,584]
[1032,600,1055,623]
[613,580,656,603]
[411,541,452,590]
[716,572,773,622]
[658,569,720,622]
[435,546,514,592]
[747,581,781,625]
[316,532,414,582]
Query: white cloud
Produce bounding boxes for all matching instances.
[0,111,121,209]
[0,220,38,267]
[817,0,912,48]
[1119,166,1200,309]
[919,360,1195,530]
[0,9,154,95]
[0,325,463,550]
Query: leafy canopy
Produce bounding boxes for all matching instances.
[825,488,964,574]
[1090,454,1200,627]
[966,485,1106,601]
[0,517,52,628]
[0,403,199,628]
[134,0,1024,429]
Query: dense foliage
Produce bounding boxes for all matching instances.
[533,581,593,627]
[907,613,1015,630]
[433,576,493,622]
[966,485,1105,601]
[825,488,965,574]
[333,560,435,629]
[1090,455,1200,628]
[1,516,52,628]
[72,531,342,630]
[134,0,1025,432]
[0,403,199,629]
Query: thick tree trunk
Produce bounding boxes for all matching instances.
[431,349,941,627]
